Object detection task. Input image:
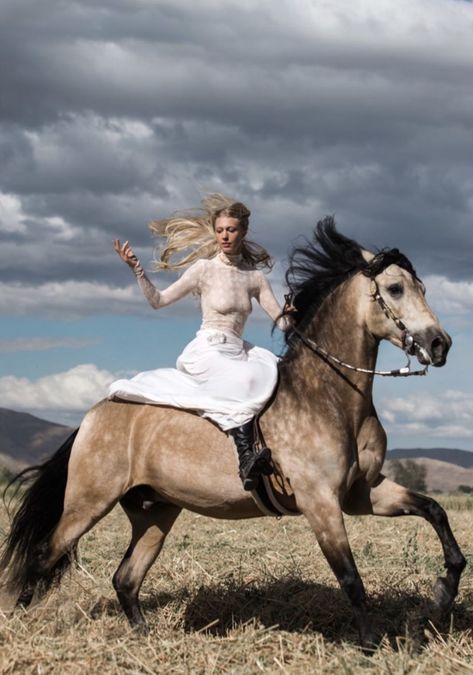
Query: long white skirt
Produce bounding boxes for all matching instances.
[108,329,279,430]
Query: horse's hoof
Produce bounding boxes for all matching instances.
[17,587,35,609]
[360,630,381,655]
[432,577,453,615]
[131,621,149,636]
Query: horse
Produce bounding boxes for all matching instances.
[0,220,466,649]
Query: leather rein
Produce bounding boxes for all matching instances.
[288,278,430,378]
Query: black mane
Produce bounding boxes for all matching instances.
[282,217,418,345]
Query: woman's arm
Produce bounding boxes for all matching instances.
[113,240,201,309]
[256,273,292,331]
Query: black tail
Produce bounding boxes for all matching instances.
[0,429,79,599]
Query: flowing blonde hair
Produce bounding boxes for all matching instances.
[149,193,273,271]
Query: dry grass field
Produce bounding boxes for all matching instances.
[0,493,472,674]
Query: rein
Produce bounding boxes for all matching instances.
[288,279,430,378]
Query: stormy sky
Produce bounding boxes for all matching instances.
[1,0,473,448]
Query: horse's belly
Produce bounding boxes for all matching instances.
[153,492,266,520]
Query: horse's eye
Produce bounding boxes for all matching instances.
[387,282,404,298]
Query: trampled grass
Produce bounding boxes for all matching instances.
[0,494,472,673]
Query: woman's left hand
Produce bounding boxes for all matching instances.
[113,239,141,270]
[283,293,297,316]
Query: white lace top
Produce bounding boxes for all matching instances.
[134,252,287,337]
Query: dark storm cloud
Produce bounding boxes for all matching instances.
[2,0,472,128]
[1,0,473,303]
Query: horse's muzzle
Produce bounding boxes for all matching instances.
[413,328,452,367]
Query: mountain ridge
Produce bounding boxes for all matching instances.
[387,447,473,468]
[0,407,74,471]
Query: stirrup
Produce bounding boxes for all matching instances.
[252,447,273,476]
[240,474,259,491]
[239,447,273,491]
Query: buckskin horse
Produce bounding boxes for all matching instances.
[0,220,466,648]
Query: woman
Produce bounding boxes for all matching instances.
[109,194,290,490]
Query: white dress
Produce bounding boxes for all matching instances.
[108,252,286,430]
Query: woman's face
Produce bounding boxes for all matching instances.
[214,216,247,256]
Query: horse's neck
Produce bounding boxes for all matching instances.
[272,277,378,431]
[312,278,378,382]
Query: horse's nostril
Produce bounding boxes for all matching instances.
[430,335,450,366]
[431,336,443,352]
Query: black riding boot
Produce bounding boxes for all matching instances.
[229,420,273,491]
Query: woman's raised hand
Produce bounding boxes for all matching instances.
[113,240,141,270]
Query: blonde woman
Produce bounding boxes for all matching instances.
[109,194,290,490]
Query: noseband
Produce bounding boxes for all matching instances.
[289,254,430,378]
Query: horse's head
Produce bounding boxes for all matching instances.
[284,219,451,369]
[362,250,451,367]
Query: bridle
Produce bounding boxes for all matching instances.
[288,269,430,378]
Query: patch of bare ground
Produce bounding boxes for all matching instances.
[0,495,472,673]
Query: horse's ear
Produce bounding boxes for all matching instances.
[361,248,375,263]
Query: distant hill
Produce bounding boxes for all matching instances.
[0,408,74,472]
[388,447,473,468]
[384,458,473,492]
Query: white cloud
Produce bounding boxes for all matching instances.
[1,267,468,324]
[0,279,203,322]
[0,189,84,241]
[424,275,473,317]
[0,272,287,321]
[0,281,140,318]
[0,192,27,234]
[380,389,473,440]
[0,279,200,319]
[0,336,98,352]
[0,265,470,327]
[0,364,117,411]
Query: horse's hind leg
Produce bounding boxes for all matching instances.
[344,476,466,615]
[112,494,181,632]
[19,493,120,608]
[17,447,125,609]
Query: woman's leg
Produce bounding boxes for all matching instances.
[179,335,278,489]
[228,419,273,490]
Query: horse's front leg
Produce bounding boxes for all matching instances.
[344,476,466,616]
[297,489,378,650]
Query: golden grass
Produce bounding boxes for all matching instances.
[0,496,472,674]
